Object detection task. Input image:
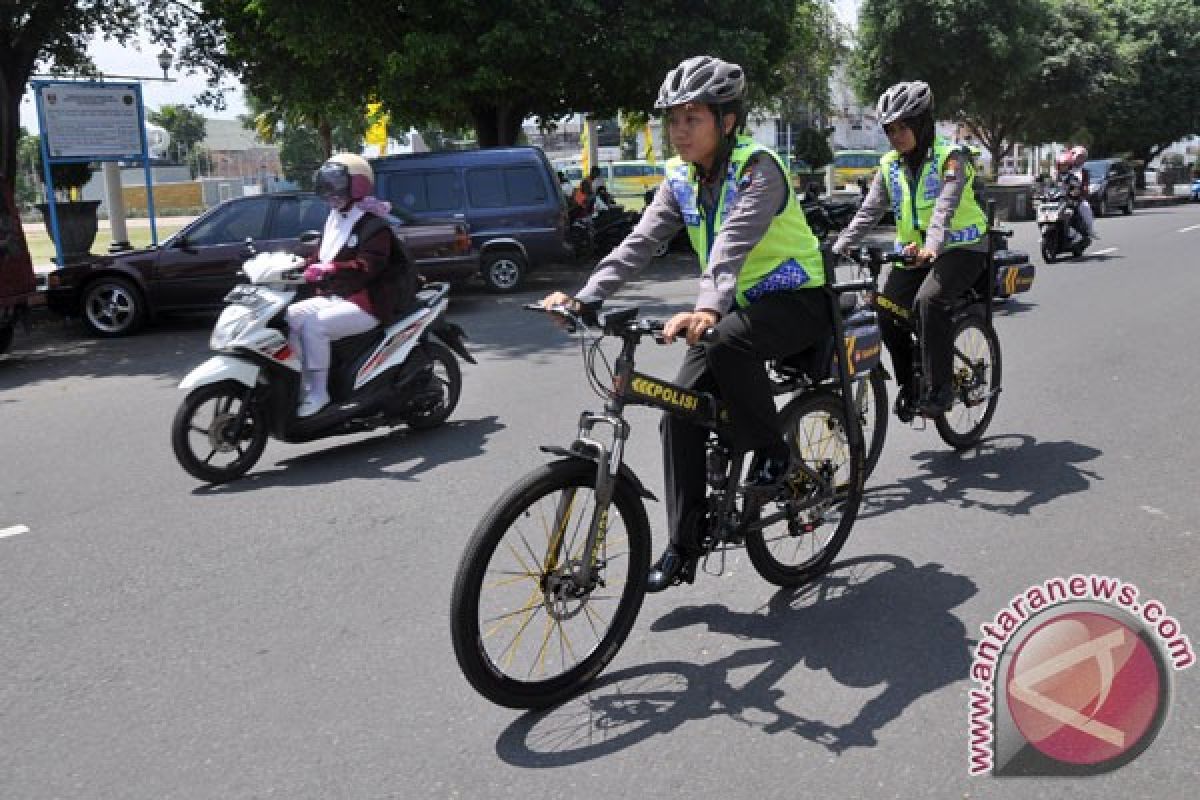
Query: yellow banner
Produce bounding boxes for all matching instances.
[580,120,590,178]
[365,102,388,150]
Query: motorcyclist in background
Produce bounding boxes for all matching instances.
[1053,150,1094,244]
[1069,145,1098,240]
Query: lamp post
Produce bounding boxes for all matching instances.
[157,49,173,80]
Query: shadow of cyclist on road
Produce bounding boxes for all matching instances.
[860,433,1102,520]
[494,555,976,766]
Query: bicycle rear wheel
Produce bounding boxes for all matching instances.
[935,311,1002,449]
[744,391,864,587]
[450,458,651,709]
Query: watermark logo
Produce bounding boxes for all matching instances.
[968,575,1193,776]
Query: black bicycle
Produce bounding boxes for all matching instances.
[450,288,871,709]
[847,235,1008,450]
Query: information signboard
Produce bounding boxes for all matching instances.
[37,82,144,160]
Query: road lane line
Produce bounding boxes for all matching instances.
[0,525,31,539]
[1179,224,1200,233]
[1092,247,1118,256]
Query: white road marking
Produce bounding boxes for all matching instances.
[1091,247,1118,256]
[0,525,31,539]
[1179,224,1200,233]
[1140,505,1167,517]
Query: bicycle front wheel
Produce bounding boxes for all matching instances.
[745,391,864,587]
[935,312,1002,450]
[450,458,651,709]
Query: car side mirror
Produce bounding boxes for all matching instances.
[299,230,321,244]
[173,234,193,251]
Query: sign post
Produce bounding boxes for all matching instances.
[32,80,157,266]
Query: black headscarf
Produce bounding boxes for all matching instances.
[902,109,936,173]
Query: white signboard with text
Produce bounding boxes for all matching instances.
[37,82,144,159]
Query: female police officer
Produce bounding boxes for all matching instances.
[833,80,989,421]
[541,55,829,591]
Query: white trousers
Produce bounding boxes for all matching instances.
[286,296,378,371]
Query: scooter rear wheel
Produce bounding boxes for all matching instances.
[172,380,268,484]
[404,341,462,430]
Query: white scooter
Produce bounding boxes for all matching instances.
[171,250,474,484]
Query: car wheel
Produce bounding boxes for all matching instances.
[481,249,526,293]
[1123,193,1134,215]
[1096,194,1108,217]
[0,325,14,355]
[81,275,146,337]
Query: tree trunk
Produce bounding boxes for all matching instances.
[471,103,529,147]
[318,120,333,159]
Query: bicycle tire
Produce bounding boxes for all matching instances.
[744,391,864,587]
[859,369,889,479]
[934,311,1002,449]
[450,458,651,709]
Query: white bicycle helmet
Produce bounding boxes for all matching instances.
[877,81,934,126]
[655,55,746,109]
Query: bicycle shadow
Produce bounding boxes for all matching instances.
[194,415,504,493]
[494,555,976,766]
[859,433,1102,519]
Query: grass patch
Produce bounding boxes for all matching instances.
[25,224,186,266]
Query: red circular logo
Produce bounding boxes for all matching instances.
[1006,611,1162,765]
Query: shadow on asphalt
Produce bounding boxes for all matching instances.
[494,555,976,765]
[859,433,1102,520]
[188,414,506,493]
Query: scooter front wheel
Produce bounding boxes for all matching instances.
[171,380,268,484]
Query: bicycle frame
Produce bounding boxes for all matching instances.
[540,288,865,588]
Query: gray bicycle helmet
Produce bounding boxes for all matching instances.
[655,55,746,109]
[876,80,933,126]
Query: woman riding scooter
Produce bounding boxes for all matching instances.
[288,153,400,416]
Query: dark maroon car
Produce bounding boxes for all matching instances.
[44,191,477,336]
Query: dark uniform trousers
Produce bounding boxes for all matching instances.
[661,289,832,551]
[878,248,986,396]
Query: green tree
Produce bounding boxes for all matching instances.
[147,104,207,163]
[1014,0,1123,147]
[1085,0,1200,180]
[15,128,41,207]
[854,0,1046,168]
[768,0,848,126]
[793,127,834,169]
[198,0,798,147]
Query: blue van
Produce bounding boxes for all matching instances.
[371,147,572,292]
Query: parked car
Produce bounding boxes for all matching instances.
[44,191,476,337]
[373,147,572,292]
[1082,158,1136,216]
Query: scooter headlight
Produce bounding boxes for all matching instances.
[210,305,255,350]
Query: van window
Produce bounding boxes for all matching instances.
[383,170,461,213]
[467,166,547,208]
[467,168,506,208]
[613,164,641,178]
[504,167,547,205]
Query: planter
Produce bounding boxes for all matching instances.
[36,200,101,264]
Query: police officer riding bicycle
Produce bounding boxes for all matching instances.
[833,80,990,422]
[541,55,832,592]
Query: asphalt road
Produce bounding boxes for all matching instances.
[2,204,1199,798]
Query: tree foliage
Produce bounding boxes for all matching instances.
[854,0,1046,166]
[1084,0,1200,168]
[767,0,848,125]
[147,104,207,162]
[197,0,798,147]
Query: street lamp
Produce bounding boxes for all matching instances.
[157,48,173,80]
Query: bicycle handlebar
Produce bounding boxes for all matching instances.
[524,303,717,343]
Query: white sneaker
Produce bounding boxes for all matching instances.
[297,392,330,417]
